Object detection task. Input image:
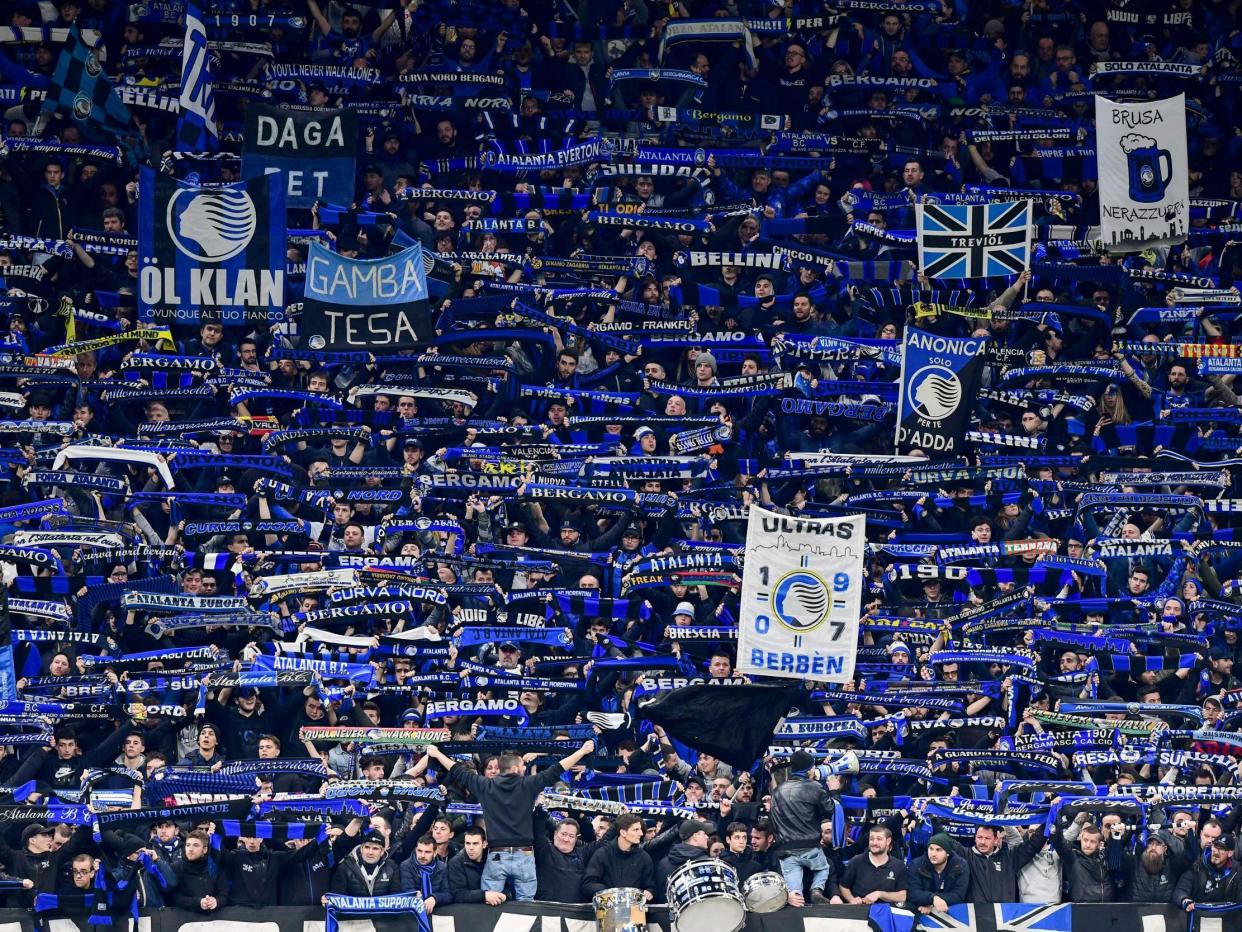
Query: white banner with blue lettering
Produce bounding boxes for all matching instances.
[299,239,432,350]
[737,505,865,684]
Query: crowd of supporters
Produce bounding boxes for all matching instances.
[0,0,1239,923]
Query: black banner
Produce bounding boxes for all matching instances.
[3,902,1201,932]
[242,104,356,209]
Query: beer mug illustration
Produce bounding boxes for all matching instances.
[1120,133,1173,203]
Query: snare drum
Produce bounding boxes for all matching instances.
[742,871,789,913]
[593,886,647,932]
[665,858,745,932]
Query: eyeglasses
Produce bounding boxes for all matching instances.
[72,868,93,876]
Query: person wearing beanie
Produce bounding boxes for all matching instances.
[692,351,719,388]
[769,753,841,906]
[907,833,969,914]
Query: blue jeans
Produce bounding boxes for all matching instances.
[482,849,537,901]
[779,847,830,896]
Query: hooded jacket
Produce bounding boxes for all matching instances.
[655,842,712,902]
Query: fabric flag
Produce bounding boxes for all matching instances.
[0,587,13,702]
[895,326,989,456]
[917,201,1032,279]
[299,240,433,351]
[737,504,866,683]
[176,0,219,152]
[638,683,800,769]
[242,104,357,209]
[39,25,136,146]
[1095,93,1189,252]
[137,167,285,324]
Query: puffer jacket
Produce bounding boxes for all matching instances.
[329,850,402,897]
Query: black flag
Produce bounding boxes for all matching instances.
[638,683,799,769]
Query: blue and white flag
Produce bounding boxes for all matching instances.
[137,167,286,324]
[737,504,865,684]
[917,200,1032,279]
[176,0,219,152]
[299,240,432,350]
[896,326,989,456]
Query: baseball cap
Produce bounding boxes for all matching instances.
[22,824,53,842]
[361,831,386,847]
[679,819,714,840]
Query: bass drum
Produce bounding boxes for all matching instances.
[664,858,744,932]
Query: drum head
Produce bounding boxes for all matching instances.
[672,895,745,932]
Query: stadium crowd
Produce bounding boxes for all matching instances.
[0,0,1240,925]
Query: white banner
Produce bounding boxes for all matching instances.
[1095,93,1188,253]
[737,505,865,683]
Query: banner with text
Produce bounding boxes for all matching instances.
[242,104,356,209]
[738,505,865,684]
[896,325,988,455]
[1095,93,1189,253]
[299,240,432,351]
[137,168,286,324]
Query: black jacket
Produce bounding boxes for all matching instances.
[533,810,596,903]
[949,834,1047,903]
[655,842,711,902]
[770,775,835,855]
[582,841,655,899]
[1125,851,1179,904]
[907,853,970,907]
[1054,834,1116,903]
[280,833,361,906]
[720,850,765,885]
[170,855,229,912]
[1173,856,1240,907]
[219,846,297,908]
[329,850,402,897]
[446,850,487,904]
[450,761,565,849]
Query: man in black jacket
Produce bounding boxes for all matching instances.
[720,822,763,885]
[423,737,594,901]
[582,813,656,902]
[533,807,597,903]
[169,831,228,913]
[219,834,307,908]
[1126,834,1179,904]
[770,751,837,906]
[1053,822,1116,902]
[280,817,365,906]
[329,832,402,898]
[447,826,500,906]
[655,819,715,901]
[1175,834,1240,911]
[951,825,1048,903]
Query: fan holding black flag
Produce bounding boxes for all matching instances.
[637,682,800,771]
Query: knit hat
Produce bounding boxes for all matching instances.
[788,750,816,774]
[695,351,718,374]
[928,833,954,853]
